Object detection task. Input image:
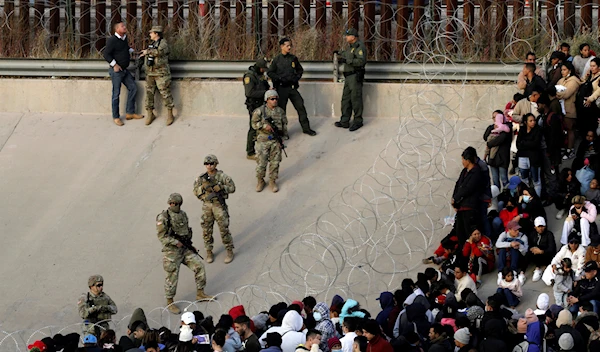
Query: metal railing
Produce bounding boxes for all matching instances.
[0,59,522,81]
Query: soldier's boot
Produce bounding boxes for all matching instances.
[166,109,174,126]
[256,178,266,192]
[224,249,234,264]
[166,298,181,314]
[145,110,156,125]
[270,179,279,193]
[206,250,214,263]
[196,289,214,301]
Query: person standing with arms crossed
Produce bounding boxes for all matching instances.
[268,38,316,137]
[103,22,143,126]
[140,26,175,126]
[335,28,367,132]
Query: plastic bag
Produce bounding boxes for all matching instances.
[576,165,595,194]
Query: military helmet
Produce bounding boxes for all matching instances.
[168,193,183,205]
[204,154,219,164]
[88,275,104,287]
[264,89,279,101]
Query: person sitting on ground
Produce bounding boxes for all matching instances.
[542,233,585,286]
[585,240,600,267]
[555,168,581,220]
[573,130,600,174]
[461,227,495,288]
[585,178,600,208]
[454,263,477,303]
[424,267,455,297]
[496,220,528,285]
[262,333,283,352]
[553,258,575,307]
[575,302,600,344]
[361,319,392,352]
[295,329,322,352]
[480,294,511,340]
[422,230,459,265]
[568,261,600,315]
[528,216,557,282]
[477,318,507,352]
[494,196,519,235]
[554,311,586,352]
[515,184,546,235]
[560,195,597,247]
[533,293,550,319]
[496,267,522,309]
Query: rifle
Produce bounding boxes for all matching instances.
[164,211,204,260]
[201,173,229,214]
[262,106,288,158]
[87,293,98,318]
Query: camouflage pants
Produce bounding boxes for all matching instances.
[201,202,233,251]
[145,74,174,110]
[163,249,206,299]
[256,140,282,180]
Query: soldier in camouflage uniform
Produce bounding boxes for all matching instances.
[193,155,236,264]
[244,58,271,160]
[251,90,288,193]
[334,28,367,132]
[141,26,174,126]
[157,193,212,315]
[77,275,118,337]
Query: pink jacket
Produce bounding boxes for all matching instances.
[570,201,597,223]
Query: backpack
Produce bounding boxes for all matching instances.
[577,74,600,104]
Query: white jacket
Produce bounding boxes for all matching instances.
[340,332,357,352]
[259,311,307,352]
[542,244,586,285]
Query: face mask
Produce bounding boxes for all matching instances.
[313,312,322,322]
[332,349,342,352]
[169,204,181,213]
[523,195,531,203]
[506,206,515,212]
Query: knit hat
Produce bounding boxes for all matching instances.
[28,341,47,352]
[536,293,550,311]
[525,308,539,324]
[517,318,528,333]
[454,327,470,345]
[558,333,575,350]
[327,337,341,351]
[466,306,484,323]
[556,310,573,328]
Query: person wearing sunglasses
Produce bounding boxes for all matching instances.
[252,90,289,193]
[193,154,236,264]
[77,275,118,337]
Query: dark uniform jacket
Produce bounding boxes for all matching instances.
[243,65,270,112]
[268,53,303,89]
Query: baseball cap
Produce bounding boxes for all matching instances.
[28,341,47,352]
[534,217,546,227]
[584,261,599,272]
[345,28,359,36]
[507,220,521,231]
[83,335,97,344]
[181,311,196,324]
[507,176,521,190]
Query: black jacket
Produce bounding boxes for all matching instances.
[484,123,512,169]
[574,311,599,343]
[452,163,484,210]
[527,229,557,257]
[573,275,600,302]
[517,124,543,167]
[541,111,565,166]
[555,325,586,352]
[427,334,452,352]
[267,53,303,89]
[243,65,270,111]
[524,74,547,97]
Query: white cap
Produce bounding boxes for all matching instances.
[558,333,574,350]
[534,217,546,227]
[536,293,550,311]
[181,311,196,325]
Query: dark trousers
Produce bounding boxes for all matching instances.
[498,248,524,272]
[109,67,137,118]
[496,287,520,307]
[247,109,257,155]
[277,86,311,131]
[542,152,560,200]
[340,74,364,125]
[455,209,479,245]
[527,252,554,268]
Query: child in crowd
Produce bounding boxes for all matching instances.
[484,110,511,161]
[553,258,574,307]
[496,267,522,309]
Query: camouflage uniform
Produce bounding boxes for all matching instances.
[156,206,206,299]
[193,165,236,251]
[77,275,118,337]
[251,104,288,181]
[145,37,174,110]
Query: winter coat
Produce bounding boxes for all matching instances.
[478,319,508,352]
[484,123,512,169]
[339,299,366,325]
[366,335,393,352]
[314,302,336,352]
[259,311,306,352]
[427,334,452,352]
[452,163,484,210]
[375,292,394,337]
[555,325,585,352]
[512,97,539,123]
[517,124,543,167]
[574,311,599,343]
[556,75,581,118]
[525,321,543,352]
[527,229,557,258]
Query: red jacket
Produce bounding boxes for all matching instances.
[499,208,519,228]
[462,235,495,271]
[367,335,393,352]
[434,234,459,258]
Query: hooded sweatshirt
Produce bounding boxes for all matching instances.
[259,310,306,352]
[313,302,335,352]
[375,292,394,334]
[478,319,507,352]
[339,299,365,325]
